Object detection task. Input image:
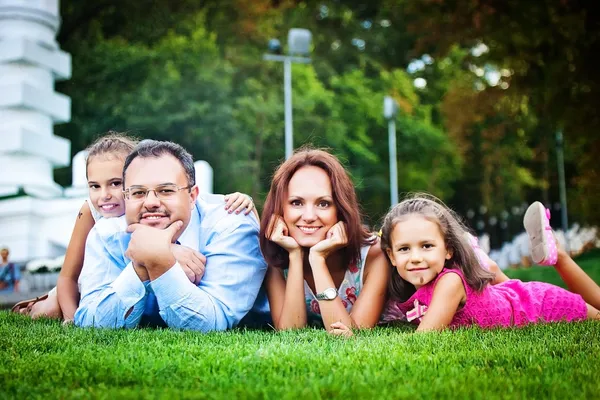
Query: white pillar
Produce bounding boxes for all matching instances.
[63,150,88,197]
[0,0,72,198]
[194,160,213,194]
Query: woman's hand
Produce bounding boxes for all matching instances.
[309,221,348,261]
[329,321,353,337]
[267,215,301,253]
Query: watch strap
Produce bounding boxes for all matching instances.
[316,287,338,300]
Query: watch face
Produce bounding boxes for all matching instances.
[324,288,337,300]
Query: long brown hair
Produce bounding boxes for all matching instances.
[260,147,374,269]
[380,193,494,301]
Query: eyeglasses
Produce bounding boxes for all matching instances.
[123,184,192,202]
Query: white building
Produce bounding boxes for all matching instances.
[0,0,82,262]
[0,1,213,263]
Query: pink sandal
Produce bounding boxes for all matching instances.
[523,202,558,265]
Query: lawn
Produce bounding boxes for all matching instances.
[1,251,599,399]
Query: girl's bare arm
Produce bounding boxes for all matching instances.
[416,272,466,332]
[56,202,96,321]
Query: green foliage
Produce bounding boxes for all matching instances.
[402,0,600,225]
[51,0,599,228]
[396,117,460,199]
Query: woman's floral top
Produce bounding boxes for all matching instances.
[284,245,370,325]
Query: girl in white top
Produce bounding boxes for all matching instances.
[13,133,255,322]
[260,148,390,334]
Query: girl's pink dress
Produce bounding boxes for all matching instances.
[385,268,587,328]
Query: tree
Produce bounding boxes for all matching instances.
[402,0,600,224]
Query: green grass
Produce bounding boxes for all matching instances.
[1,251,600,399]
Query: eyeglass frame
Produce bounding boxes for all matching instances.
[123,184,193,202]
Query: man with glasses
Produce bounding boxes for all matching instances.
[75,140,267,331]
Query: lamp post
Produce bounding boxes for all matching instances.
[556,129,570,252]
[264,29,312,159]
[384,96,399,206]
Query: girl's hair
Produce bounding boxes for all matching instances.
[380,193,494,301]
[260,147,375,269]
[85,131,138,177]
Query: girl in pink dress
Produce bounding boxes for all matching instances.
[332,194,600,334]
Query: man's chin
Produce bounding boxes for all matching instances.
[139,218,171,229]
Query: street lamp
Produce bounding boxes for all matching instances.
[556,129,570,252]
[264,28,312,159]
[384,96,399,206]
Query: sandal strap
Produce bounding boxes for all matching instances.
[10,293,49,313]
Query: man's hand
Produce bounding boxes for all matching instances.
[126,221,182,280]
[171,244,206,285]
[131,262,150,281]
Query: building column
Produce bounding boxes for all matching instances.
[0,0,71,198]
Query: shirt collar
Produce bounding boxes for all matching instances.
[177,203,200,250]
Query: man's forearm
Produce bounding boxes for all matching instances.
[133,262,150,281]
[75,288,146,328]
[75,265,148,329]
[150,219,266,332]
[151,265,230,331]
[141,253,176,282]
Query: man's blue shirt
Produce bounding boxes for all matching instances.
[74,194,267,331]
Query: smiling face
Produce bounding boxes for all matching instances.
[124,154,198,239]
[87,155,126,218]
[385,214,452,288]
[282,166,338,248]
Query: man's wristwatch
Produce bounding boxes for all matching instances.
[316,287,338,301]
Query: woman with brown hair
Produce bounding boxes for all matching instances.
[260,148,390,334]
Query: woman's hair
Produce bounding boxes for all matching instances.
[380,193,494,301]
[260,147,375,269]
[85,131,138,177]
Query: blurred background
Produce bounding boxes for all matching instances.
[55,1,599,225]
[1,0,599,271]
